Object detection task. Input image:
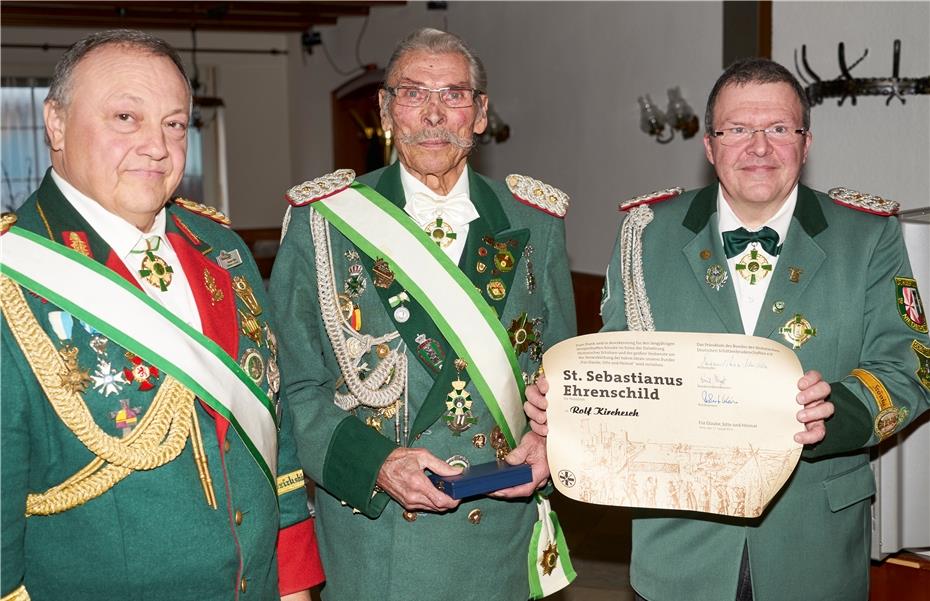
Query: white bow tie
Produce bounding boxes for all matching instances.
[405,191,479,227]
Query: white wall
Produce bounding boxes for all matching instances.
[1,27,293,229]
[771,1,930,210]
[287,1,724,275]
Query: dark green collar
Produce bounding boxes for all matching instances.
[30,169,112,261]
[683,182,828,238]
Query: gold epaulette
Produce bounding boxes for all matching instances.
[828,187,899,216]
[1,584,30,601]
[506,174,569,218]
[286,169,356,207]
[619,187,683,212]
[0,212,17,236]
[173,198,231,227]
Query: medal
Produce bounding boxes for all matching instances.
[494,247,515,273]
[372,258,395,288]
[472,433,487,448]
[266,355,281,394]
[238,309,264,346]
[444,359,477,435]
[540,542,560,576]
[705,265,728,291]
[337,294,355,322]
[232,276,262,315]
[425,217,456,248]
[139,251,173,291]
[780,313,816,349]
[123,352,160,391]
[389,292,410,323]
[415,333,444,372]
[57,345,92,393]
[110,399,142,437]
[490,425,511,460]
[240,348,265,385]
[735,249,772,285]
[91,360,126,397]
[446,454,470,469]
[345,263,367,297]
[508,312,538,355]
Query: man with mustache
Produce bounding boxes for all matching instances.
[525,58,930,601]
[0,30,323,600]
[270,28,577,600]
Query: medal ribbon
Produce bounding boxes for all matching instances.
[313,182,526,449]
[0,227,278,490]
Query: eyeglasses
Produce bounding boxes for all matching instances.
[710,126,808,146]
[386,85,483,108]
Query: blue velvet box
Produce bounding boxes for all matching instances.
[428,461,532,499]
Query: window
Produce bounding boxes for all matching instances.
[1,78,204,213]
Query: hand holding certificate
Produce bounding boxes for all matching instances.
[543,331,804,518]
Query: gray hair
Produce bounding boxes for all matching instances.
[46,29,190,108]
[382,28,487,114]
[704,57,810,133]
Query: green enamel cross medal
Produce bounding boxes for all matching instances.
[425,217,456,248]
[735,248,772,285]
[444,358,476,435]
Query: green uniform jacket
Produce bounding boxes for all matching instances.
[269,163,577,601]
[1,172,324,601]
[601,183,930,601]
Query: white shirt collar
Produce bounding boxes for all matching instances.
[717,184,797,244]
[51,168,167,262]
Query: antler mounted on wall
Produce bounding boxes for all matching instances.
[794,39,930,106]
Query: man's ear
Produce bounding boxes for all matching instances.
[378,89,393,134]
[44,101,66,151]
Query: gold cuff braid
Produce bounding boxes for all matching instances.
[0,275,198,516]
[1,585,30,601]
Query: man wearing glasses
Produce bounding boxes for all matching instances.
[526,57,930,600]
[270,28,576,600]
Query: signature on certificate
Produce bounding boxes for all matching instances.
[701,390,739,405]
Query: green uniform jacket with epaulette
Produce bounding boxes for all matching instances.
[0,171,324,601]
[601,183,930,601]
[269,163,577,601]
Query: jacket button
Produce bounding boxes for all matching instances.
[235,510,243,526]
[403,511,417,522]
[240,578,247,593]
[468,508,482,524]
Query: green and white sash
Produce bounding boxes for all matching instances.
[314,181,526,448]
[0,227,278,489]
[313,182,575,597]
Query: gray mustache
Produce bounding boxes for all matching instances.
[396,128,474,149]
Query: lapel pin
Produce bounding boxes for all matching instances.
[788,266,803,283]
[217,249,243,270]
[705,264,729,291]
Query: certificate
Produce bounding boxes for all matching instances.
[543,331,804,518]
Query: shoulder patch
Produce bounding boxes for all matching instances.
[506,174,569,218]
[828,187,899,216]
[619,187,683,212]
[0,212,17,236]
[286,169,356,207]
[173,198,231,227]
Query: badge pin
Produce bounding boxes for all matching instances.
[346,336,367,360]
[788,266,803,284]
[238,310,264,346]
[699,249,712,260]
[772,300,786,314]
[911,339,930,390]
[472,433,487,448]
[337,293,355,322]
[476,261,488,274]
[508,312,538,355]
[232,276,263,316]
[415,333,445,373]
[705,265,729,291]
[372,258,395,288]
[486,279,507,301]
[266,354,281,394]
[203,269,224,305]
[217,249,243,270]
[494,249,515,273]
[446,454,471,469]
[110,399,142,438]
[477,246,488,257]
[345,263,367,298]
[524,244,537,294]
[780,314,816,349]
[490,425,511,460]
[345,249,360,262]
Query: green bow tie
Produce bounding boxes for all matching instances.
[722,226,782,259]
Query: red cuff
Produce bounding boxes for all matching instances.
[277,517,325,594]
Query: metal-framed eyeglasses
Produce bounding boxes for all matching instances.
[385,85,483,108]
[710,126,808,146]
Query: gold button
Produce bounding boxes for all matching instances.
[376,343,389,358]
[223,440,231,453]
[468,508,482,525]
[235,510,243,526]
[240,578,247,593]
[403,511,417,522]
[700,249,711,260]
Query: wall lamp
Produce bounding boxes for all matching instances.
[638,87,700,144]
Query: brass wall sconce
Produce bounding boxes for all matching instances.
[638,87,700,144]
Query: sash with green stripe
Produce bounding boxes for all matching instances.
[314,181,527,449]
[0,227,278,491]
